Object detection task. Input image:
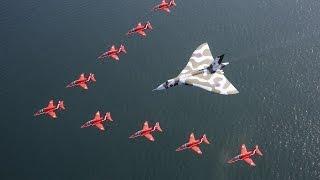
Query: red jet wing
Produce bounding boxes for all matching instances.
[94,111,101,120]
[47,100,55,109]
[162,7,170,13]
[48,111,57,118]
[241,144,248,155]
[79,83,88,89]
[144,133,155,141]
[243,158,256,166]
[188,133,196,143]
[137,30,146,37]
[110,54,119,60]
[143,121,149,130]
[109,45,116,51]
[136,23,143,29]
[191,146,202,154]
[78,73,86,81]
[95,123,105,131]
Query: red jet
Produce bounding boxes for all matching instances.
[81,111,113,131]
[66,73,96,90]
[98,44,127,61]
[126,21,153,37]
[34,100,65,119]
[176,133,210,155]
[153,0,176,13]
[129,121,162,141]
[227,144,263,167]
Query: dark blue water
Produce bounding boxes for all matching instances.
[2,0,320,179]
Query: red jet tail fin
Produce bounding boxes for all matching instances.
[146,21,153,30]
[153,122,162,132]
[119,44,127,53]
[104,112,113,121]
[255,145,263,156]
[89,73,96,82]
[58,101,65,110]
[170,0,177,6]
[202,134,210,144]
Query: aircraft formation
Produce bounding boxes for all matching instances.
[34,0,263,168]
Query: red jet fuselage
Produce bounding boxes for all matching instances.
[127,22,152,37]
[227,145,263,166]
[130,127,154,138]
[66,73,96,89]
[176,139,203,151]
[129,121,162,141]
[34,100,65,118]
[153,0,176,13]
[98,45,126,60]
[81,111,113,131]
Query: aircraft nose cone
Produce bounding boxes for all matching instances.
[152,84,165,91]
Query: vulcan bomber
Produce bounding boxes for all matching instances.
[153,43,239,95]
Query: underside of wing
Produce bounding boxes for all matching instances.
[144,133,154,141]
[48,111,57,118]
[183,70,239,95]
[94,111,101,120]
[178,43,214,77]
[163,7,170,12]
[137,30,146,36]
[243,158,256,166]
[191,146,202,154]
[79,73,85,81]
[110,54,119,60]
[143,121,149,130]
[95,123,105,131]
[47,100,54,108]
[189,133,196,143]
[79,83,88,89]
[110,45,116,51]
[241,144,248,155]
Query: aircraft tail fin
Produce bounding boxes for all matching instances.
[104,112,113,121]
[216,54,225,64]
[89,73,96,82]
[119,44,127,53]
[58,101,65,110]
[255,145,263,156]
[146,21,153,29]
[170,0,177,6]
[153,122,162,132]
[202,134,210,144]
